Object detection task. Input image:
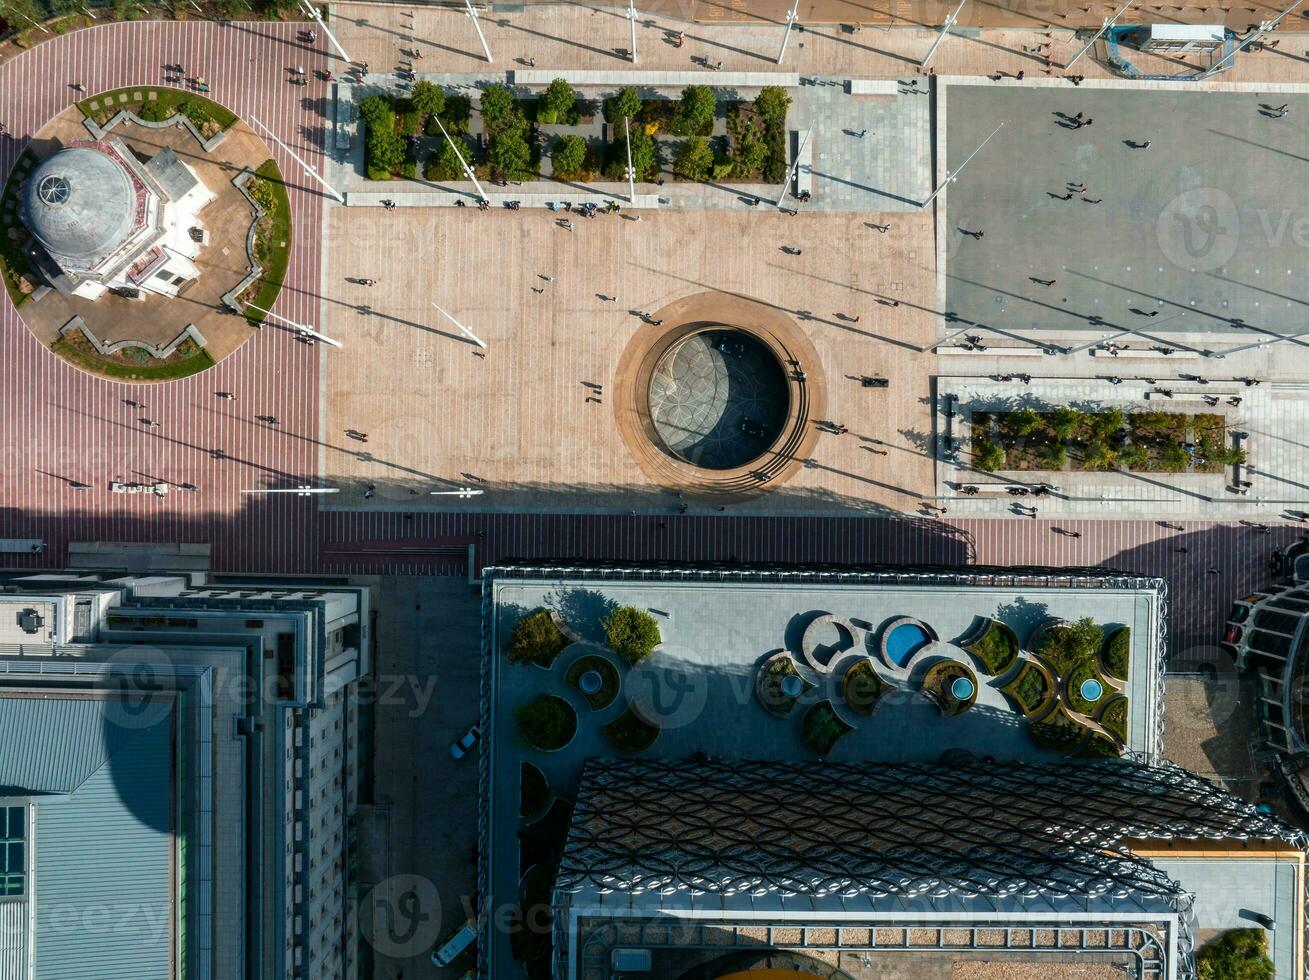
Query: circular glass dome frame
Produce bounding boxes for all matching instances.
[646,327,791,472]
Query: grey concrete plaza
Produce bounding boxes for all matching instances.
[942,84,1309,338]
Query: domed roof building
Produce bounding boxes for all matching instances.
[20,137,215,301]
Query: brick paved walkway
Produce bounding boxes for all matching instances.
[0,21,328,569]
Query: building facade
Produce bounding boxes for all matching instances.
[0,571,369,980]
[554,757,1307,980]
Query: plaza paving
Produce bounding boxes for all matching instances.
[941,83,1309,339]
[320,206,938,513]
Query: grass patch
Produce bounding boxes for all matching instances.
[1000,661,1051,716]
[1102,626,1130,680]
[841,659,884,716]
[1065,660,1107,716]
[0,148,38,308]
[78,87,238,134]
[1099,696,1129,744]
[240,159,292,327]
[603,706,659,753]
[1030,706,1087,756]
[801,700,853,756]
[564,654,620,711]
[963,619,1019,675]
[51,334,214,382]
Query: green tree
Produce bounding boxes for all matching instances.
[410,80,446,120]
[1088,407,1126,440]
[479,83,515,126]
[673,136,714,181]
[1049,406,1085,441]
[357,94,395,133]
[1117,442,1149,470]
[366,128,406,179]
[604,86,642,124]
[540,78,576,123]
[604,128,657,182]
[550,135,588,178]
[427,134,474,182]
[506,610,568,667]
[1197,929,1274,980]
[753,85,791,123]
[1004,407,1043,438]
[1159,440,1189,472]
[1082,437,1118,471]
[603,606,662,664]
[973,437,1005,472]
[1036,444,1067,470]
[489,128,533,180]
[677,84,716,134]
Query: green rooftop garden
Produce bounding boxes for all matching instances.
[802,700,852,756]
[602,606,661,665]
[963,618,1019,675]
[972,407,1244,474]
[515,695,577,751]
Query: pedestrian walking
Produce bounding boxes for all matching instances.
[1068,530,1082,538]
[1174,546,1188,553]
[361,278,377,286]
[856,128,867,138]
[1031,277,1056,286]
[1053,192,1074,201]
[531,286,544,294]
[1207,567,1221,575]
[217,391,236,400]
[142,419,160,429]
[1082,197,1103,204]
[540,274,555,282]
[527,57,536,67]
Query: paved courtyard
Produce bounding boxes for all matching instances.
[321,206,938,513]
[941,83,1309,341]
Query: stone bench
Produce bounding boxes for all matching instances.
[846,79,900,96]
[508,70,801,89]
[1091,347,1202,358]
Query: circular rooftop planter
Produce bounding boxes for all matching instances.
[514,694,578,752]
[1100,626,1131,684]
[841,657,886,717]
[801,699,853,756]
[878,616,937,672]
[755,652,815,717]
[506,608,573,669]
[1029,705,1092,758]
[998,658,1056,720]
[603,705,660,753]
[1064,660,1112,718]
[959,617,1020,677]
[1097,694,1129,745]
[800,613,858,673]
[564,653,621,711]
[921,660,977,717]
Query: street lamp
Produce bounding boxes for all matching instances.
[241,485,341,495]
[243,302,343,348]
[776,0,800,64]
[432,115,488,201]
[431,302,487,348]
[920,121,1003,210]
[775,126,812,207]
[623,116,637,204]
[1066,0,1135,69]
[297,0,351,62]
[627,2,639,63]
[465,0,493,63]
[248,114,345,204]
[922,0,969,68]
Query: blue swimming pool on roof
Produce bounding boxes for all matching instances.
[885,622,930,667]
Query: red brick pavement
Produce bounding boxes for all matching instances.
[1,22,1298,658]
[0,21,327,569]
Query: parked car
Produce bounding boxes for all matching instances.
[431,918,477,967]
[449,722,481,760]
